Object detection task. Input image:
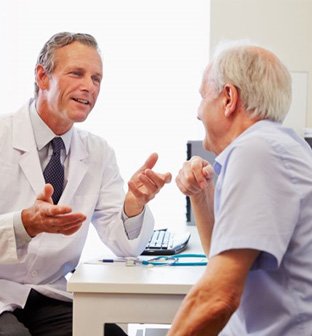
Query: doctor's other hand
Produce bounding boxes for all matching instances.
[176,156,215,197]
[21,184,87,237]
[124,152,172,217]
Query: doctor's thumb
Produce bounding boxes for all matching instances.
[37,184,54,203]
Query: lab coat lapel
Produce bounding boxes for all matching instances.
[60,129,88,203]
[13,105,45,195]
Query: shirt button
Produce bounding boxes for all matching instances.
[31,270,38,277]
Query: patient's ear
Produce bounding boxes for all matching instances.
[36,64,49,90]
[223,84,239,117]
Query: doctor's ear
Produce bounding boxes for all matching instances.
[36,64,50,90]
[223,84,239,117]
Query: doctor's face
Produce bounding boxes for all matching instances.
[37,41,103,134]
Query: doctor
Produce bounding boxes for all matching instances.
[0,32,171,336]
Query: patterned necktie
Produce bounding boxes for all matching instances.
[43,137,65,204]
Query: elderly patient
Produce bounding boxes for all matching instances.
[169,41,312,336]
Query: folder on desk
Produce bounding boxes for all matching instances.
[135,328,169,336]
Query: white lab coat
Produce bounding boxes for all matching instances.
[0,103,154,313]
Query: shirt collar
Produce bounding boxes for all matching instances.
[29,101,73,154]
[214,120,277,175]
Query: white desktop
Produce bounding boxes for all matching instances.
[67,226,205,336]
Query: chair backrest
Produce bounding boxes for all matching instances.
[186,140,215,225]
[304,137,312,149]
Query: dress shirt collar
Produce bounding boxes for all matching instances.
[29,100,73,155]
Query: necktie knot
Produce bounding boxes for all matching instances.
[51,137,65,155]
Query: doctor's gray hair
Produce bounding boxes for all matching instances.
[34,32,100,99]
[206,40,292,122]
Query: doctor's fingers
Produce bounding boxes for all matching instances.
[42,204,73,217]
[46,215,86,234]
[138,170,171,199]
[44,212,86,227]
[57,222,83,235]
[143,169,172,188]
[34,199,73,217]
[128,178,155,204]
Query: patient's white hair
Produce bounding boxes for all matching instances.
[206,40,292,122]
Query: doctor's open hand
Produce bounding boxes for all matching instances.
[21,184,87,237]
[124,153,172,217]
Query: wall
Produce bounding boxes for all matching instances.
[210,0,312,133]
[1,0,211,233]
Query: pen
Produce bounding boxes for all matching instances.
[100,258,126,263]
[99,257,139,265]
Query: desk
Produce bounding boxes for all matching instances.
[67,227,205,336]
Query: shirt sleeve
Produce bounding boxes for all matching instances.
[122,208,145,239]
[13,211,32,248]
[0,212,27,264]
[210,137,300,270]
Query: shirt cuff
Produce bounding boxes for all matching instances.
[13,211,32,248]
[122,208,145,240]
